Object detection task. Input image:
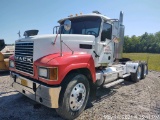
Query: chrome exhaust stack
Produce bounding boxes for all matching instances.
[114,11,125,60]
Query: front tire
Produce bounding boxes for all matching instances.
[56,74,90,120]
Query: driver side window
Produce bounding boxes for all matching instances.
[101,23,112,41]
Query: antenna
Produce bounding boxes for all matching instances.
[17,30,21,38]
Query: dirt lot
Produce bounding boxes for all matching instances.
[0,71,160,120]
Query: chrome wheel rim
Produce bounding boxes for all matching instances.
[69,83,86,111]
[144,65,147,76]
[137,66,141,80]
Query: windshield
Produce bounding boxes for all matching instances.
[61,16,101,37]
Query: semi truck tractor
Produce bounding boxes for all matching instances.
[9,11,148,119]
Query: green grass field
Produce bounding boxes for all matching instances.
[123,53,160,72]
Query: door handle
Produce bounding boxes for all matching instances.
[103,44,106,47]
[100,43,106,47]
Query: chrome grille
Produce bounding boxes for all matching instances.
[15,42,34,74]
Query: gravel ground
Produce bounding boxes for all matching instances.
[0,71,160,120]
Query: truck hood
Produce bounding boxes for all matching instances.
[15,34,95,62]
[35,52,91,66]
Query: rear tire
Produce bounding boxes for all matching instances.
[131,65,142,82]
[56,74,90,120]
[141,62,148,79]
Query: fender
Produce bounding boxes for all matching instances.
[35,52,96,85]
[126,61,140,73]
[59,56,96,84]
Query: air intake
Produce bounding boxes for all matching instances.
[23,30,39,37]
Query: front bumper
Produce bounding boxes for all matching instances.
[10,72,61,108]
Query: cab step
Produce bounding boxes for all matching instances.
[103,79,124,88]
[122,73,130,78]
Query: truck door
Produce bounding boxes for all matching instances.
[98,22,114,66]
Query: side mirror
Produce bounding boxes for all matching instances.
[64,20,71,31]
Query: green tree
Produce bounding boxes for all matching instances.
[123,31,160,53]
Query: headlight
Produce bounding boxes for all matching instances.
[38,67,48,78]
[9,60,15,68]
[38,67,58,80]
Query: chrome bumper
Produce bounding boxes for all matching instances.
[10,72,61,108]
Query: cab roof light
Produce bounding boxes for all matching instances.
[68,14,73,17]
[92,11,101,14]
[68,13,82,17]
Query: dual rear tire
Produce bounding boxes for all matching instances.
[131,62,148,82]
[141,62,148,79]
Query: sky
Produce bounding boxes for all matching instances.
[0,0,160,44]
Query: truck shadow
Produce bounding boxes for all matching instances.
[0,93,64,120]
[0,71,10,76]
[86,80,134,109]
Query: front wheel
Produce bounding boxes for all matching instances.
[56,74,90,120]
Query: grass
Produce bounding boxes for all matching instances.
[123,53,160,72]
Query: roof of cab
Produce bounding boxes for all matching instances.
[58,13,111,23]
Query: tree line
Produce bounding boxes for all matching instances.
[123,31,160,53]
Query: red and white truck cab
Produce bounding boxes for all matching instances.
[9,11,148,119]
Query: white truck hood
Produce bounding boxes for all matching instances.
[15,34,95,61]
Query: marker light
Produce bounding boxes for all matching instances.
[9,60,15,68]
[49,67,58,80]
